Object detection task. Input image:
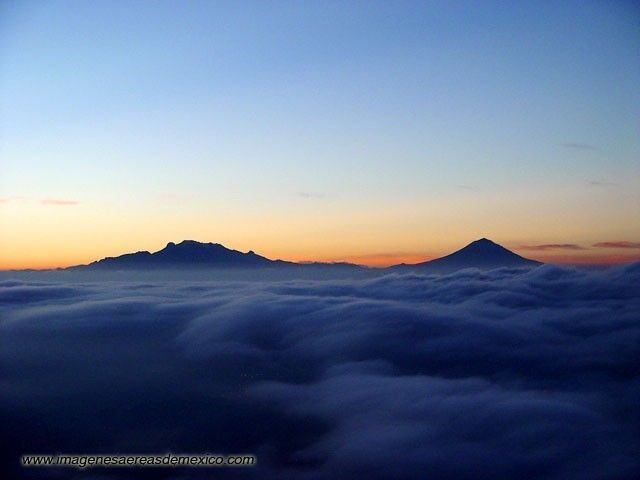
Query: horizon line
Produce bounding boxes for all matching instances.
[2,238,640,271]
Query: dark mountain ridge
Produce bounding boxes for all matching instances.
[77,240,293,270]
[70,238,541,274]
[389,238,542,273]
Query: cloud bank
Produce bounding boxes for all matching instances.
[1,264,639,479]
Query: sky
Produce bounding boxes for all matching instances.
[1,0,639,269]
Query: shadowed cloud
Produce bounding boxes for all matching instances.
[0,264,639,479]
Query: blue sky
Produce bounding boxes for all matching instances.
[1,0,639,267]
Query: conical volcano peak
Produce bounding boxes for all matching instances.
[451,238,525,258]
[463,238,510,252]
[469,238,500,247]
[392,237,542,273]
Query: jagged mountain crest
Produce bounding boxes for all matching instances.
[74,238,541,272]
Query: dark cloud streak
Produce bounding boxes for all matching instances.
[560,142,600,151]
[593,241,640,249]
[517,243,585,251]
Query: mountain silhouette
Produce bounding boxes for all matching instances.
[80,240,294,270]
[389,238,541,273]
[71,238,541,274]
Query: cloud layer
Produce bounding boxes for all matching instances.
[1,264,639,479]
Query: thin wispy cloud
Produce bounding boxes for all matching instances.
[593,241,640,249]
[40,198,79,206]
[560,142,600,151]
[590,180,618,187]
[518,243,586,251]
[1,196,79,206]
[294,191,325,199]
[0,195,28,204]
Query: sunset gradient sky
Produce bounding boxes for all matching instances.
[1,0,639,269]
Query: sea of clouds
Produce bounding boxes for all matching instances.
[1,263,639,479]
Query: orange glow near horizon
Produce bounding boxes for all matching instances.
[2,241,640,270]
[2,178,640,271]
[293,253,434,268]
[0,252,99,271]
